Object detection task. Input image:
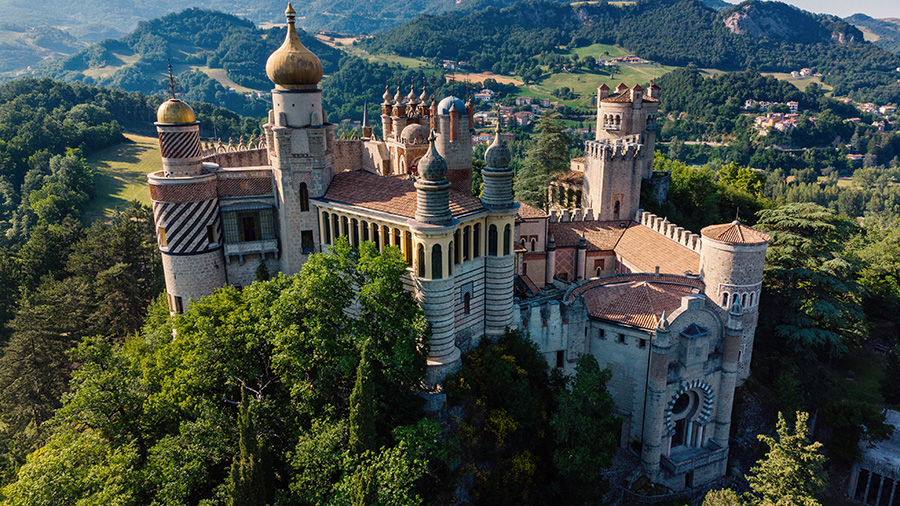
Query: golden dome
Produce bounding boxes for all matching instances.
[156,99,196,124]
[265,3,323,89]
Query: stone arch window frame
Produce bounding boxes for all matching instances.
[530,237,536,252]
[488,224,498,256]
[432,243,443,279]
[664,380,715,438]
[417,243,425,277]
[322,211,331,244]
[473,223,482,258]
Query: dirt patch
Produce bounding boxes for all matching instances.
[445,72,523,86]
[314,34,359,48]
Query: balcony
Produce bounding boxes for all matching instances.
[602,124,620,131]
[660,440,727,475]
[224,238,279,261]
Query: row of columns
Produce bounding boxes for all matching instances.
[853,467,898,506]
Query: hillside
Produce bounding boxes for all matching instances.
[0,24,85,77]
[846,13,900,54]
[362,0,900,104]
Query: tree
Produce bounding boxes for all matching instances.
[747,412,826,506]
[227,390,273,506]
[550,354,619,504]
[756,203,866,358]
[349,340,377,455]
[514,112,571,208]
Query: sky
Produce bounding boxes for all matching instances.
[723,0,899,19]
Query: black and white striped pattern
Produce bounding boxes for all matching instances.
[664,380,715,435]
[153,199,221,255]
[159,130,202,159]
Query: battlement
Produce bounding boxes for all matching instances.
[200,137,269,168]
[635,209,702,254]
[584,138,644,160]
[548,208,595,223]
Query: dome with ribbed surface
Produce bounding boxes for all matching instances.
[418,133,447,181]
[156,99,196,124]
[265,4,323,89]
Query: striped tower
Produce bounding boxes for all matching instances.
[411,133,461,387]
[149,98,226,314]
[481,125,518,337]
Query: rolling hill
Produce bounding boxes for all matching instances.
[846,13,900,54]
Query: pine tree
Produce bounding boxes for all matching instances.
[747,411,826,506]
[349,340,377,455]
[514,111,571,208]
[228,390,272,506]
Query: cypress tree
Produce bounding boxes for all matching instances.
[228,390,272,506]
[349,340,377,455]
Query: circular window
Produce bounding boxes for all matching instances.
[672,391,699,420]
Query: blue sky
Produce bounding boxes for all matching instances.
[723,0,899,19]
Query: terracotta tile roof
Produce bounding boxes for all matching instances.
[574,276,700,329]
[553,171,584,184]
[701,221,770,244]
[615,223,700,274]
[322,170,484,219]
[549,221,628,250]
[517,202,548,219]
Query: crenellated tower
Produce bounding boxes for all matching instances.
[149,98,226,313]
[264,2,334,275]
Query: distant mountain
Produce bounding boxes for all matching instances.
[722,0,862,44]
[702,0,734,11]
[846,13,900,54]
[362,0,900,104]
[0,24,85,77]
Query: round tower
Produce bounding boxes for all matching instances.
[411,133,461,386]
[699,220,769,379]
[381,85,393,140]
[150,98,226,314]
[481,128,519,337]
[264,2,334,275]
[434,96,473,194]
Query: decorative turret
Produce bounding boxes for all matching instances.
[414,133,452,226]
[361,103,371,140]
[381,85,393,139]
[265,4,323,90]
[155,98,202,177]
[598,83,610,100]
[448,100,459,142]
[481,125,515,209]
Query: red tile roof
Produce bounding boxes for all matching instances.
[549,220,627,250]
[517,202,548,219]
[701,221,770,244]
[574,276,701,329]
[323,170,484,219]
[614,223,700,274]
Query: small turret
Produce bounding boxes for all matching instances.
[598,83,610,101]
[414,132,452,226]
[481,124,515,209]
[361,103,371,140]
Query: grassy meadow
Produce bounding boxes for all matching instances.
[84,133,157,221]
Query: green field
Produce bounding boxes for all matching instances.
[84,133,157,221]
[769,72,833,94]
[566,43,631,60]
[342,46,431,69]
[530,62,678,110]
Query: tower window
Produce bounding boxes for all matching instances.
[206,224,217,244]
[463,226,471,261]
[158,226,167,247]
[301,230,315,254]
[613,200,621,220]
[488,224,498,256]
[299,183,309,212]
[556,350,565,368]
[464,292,471,315]
[322,212,331,244]
[598,329,606,339]
[432,244,443,279]
[223,208,276,243]
[173,295,183,314]
[617,334,626,344]
[473,224,481,258]
[503,224,511,256]
[417,244,425,277]
[531,238,536,252]
[721,292,729,307]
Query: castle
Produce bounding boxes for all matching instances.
[148,4,768,492]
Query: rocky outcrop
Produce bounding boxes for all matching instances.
[723,0,862,45]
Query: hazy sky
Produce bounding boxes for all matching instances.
[723,0,899,19]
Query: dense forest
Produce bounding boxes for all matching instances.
[362,0,900,104]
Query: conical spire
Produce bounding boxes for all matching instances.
[362,102,369,127]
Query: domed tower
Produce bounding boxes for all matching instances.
[264,2,334,275]
[149,98,226,314]
[381,85,394,141]
[434,96,473,195]
[481,126,519,337]
[411,133,461,386]
[699,220,770,379]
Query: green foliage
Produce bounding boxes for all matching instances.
[820,401,893,462]
[349,341,378,455]
[227,391,273,506]
[550,354,619,504]
[756,203,866,358]
[884,345,900,406]
[747,412,827,506]
[514,112,571,208]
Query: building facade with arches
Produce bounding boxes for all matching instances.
[149,7,768,493]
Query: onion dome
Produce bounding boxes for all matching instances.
[437,96,468,116]
[418,132,448,181]
[407,86,418,104]
[400,123,429,144]
[382,85,393,103]
[394,87,404,104]
[156,98,196,124]
[484,126,510,168]
[265,3,324,89]
[419,88,428,103]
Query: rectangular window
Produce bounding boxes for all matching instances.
[639,339,647,349]
[158,226,167,247]
[206,224,217,244]
[301,230,315,254]
[174,296,184,314]
[617,334,626,344]
[556,350,565,368]
[598,329,606,339]
[222,209,276,243]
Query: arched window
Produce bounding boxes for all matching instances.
[597,267,602,277]
[404,232,412,265]
[721,292,729,307]
[372,224,380,250]
[473,223,481,258]
[503,224,511,255]
[488,224,498,256]
[671,390,703,448]
[432,244,443,279]
[464,292,471,315]
[742,293,747,307]
[332,215,340,238]
[341,216,349,238]
[749,292,754,307]
[393,229,401,250]
[351,219,359,246]
[463,226,471,261]
[613,200,621,220]
[454,230,461,265]
[417,244,425,277]
[732,293,740,307]
[382,225,390,247]
[299,183,309,212]
[531,238,536,252]
[448,242,454,276]
[322,212,331,244]
[361,221,369,242]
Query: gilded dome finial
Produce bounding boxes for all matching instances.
[265,3,324,89]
